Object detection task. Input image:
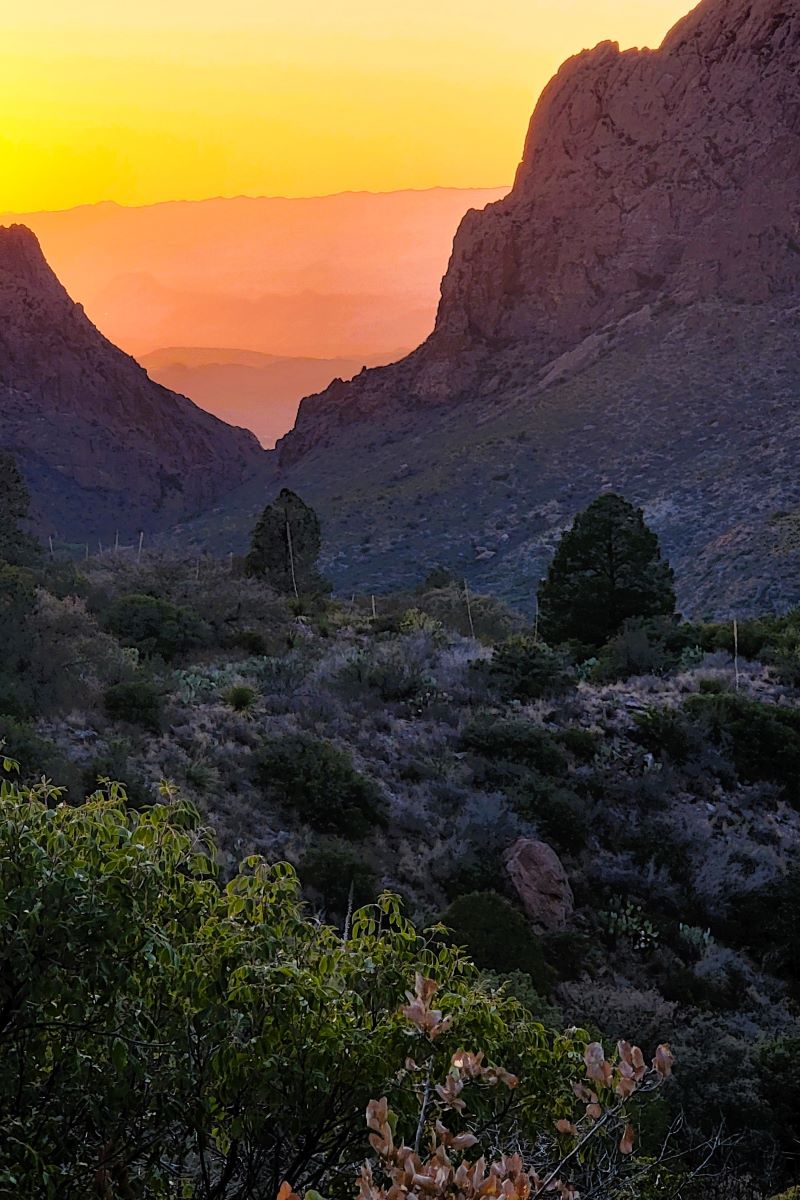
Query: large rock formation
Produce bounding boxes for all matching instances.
[287,0,800,434]
[254,0,800,614]
[505,839,574,933]
[0,224,263,541]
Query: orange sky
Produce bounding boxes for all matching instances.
[2,0,694,212]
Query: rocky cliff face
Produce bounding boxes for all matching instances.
[250,0,800,615]
[0,225,263,540]
[282,0,800,452]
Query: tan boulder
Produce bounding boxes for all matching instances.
[504,839,574,933]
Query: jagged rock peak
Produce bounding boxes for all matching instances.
[0,224,263,540]
[0,224,67,292]
[282,0,800,452]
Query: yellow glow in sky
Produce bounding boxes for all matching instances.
[2,0,694,211]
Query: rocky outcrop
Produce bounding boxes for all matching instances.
[0,225,263,540]
[504,839,574,933]
[250,0,800,616]
[281,0,800,455]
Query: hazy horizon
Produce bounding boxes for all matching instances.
[4,0,694,212]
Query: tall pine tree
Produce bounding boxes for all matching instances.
[0,452,39,567]
[245,489,329,597]
[538,493,675,649]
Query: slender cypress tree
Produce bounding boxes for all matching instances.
[538,493,675,649]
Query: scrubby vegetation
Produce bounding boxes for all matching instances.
[2,486,800,1197]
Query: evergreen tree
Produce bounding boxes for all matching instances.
[0,452,39,567]
[538,492,675,649]
[245,488,329,596]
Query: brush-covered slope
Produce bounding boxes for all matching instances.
[250,0,800,614]
[0,225,263,541]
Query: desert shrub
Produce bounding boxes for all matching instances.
[360,650,428,703]
[538,493,676,649]
[103,680,164,733]
[482,969,564,1026]
[461,716,567,775]
[697,676,730,695]
[82,741,154,808]
[298,838,379,915]
[725,867,800,986]
[414,583,522,642]
[761,615,800,685]
[524,785,591,853]
[398,608,445,638]
[559,983,678,1054]
[632,706,702,765]
[488,635,575,701]
[684,694,800,798]
[0,717,82,793]
[254,733,386,837]
[542,931,594,981]
[223,684,258,713]
[557,727,598,762]
[592,616,697,681]
[0,562,37,717]
[226,628,271,655]
[697,616,775,660]
[440,891,548,980]
[105,593,209,661]
[26,590,129,715]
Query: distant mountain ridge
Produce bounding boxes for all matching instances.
[0,225,263,541]
[141,347,405,449]
[1,189,508,359]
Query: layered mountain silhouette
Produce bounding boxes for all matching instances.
[0,225,263,541]
[233,0,800,614]
[3,189,507,360]
[140,347,405,449]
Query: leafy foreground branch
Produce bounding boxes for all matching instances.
[1,769,677,1199]
[281,976,675,1200]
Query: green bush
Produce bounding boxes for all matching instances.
[105,593,209,661]
[515,784,591,853]
[461,716,568,775]
[0,717,81,793]
[104,680,164,733]
[223,684,258,713]
[757,1039,800,1163]
[254,733,386,837]
[557,727,598,762]
[684,693,800,798]
[725,867,800,986]
[489,636,575,701]
[632,706,701,765]
[440,891,549,980]
[226,628,271,655]
[298,838,378,915]
[0,562,37,718]
[1,778,581,1199]
[697,676,730,695]
[591,617,697,682]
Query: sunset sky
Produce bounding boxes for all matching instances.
[3,0,693,212]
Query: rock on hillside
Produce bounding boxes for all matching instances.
[249,0,800,615]
[0,225,263,541]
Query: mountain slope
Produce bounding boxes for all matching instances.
[0,225,263,541]
[234,0,800,615]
